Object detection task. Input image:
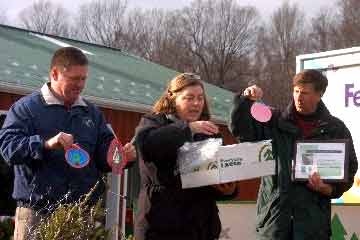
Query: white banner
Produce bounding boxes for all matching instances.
[217,203,360,240]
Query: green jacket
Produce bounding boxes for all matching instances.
[229,95,358,240]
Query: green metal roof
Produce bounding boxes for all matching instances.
[0,24,233,123]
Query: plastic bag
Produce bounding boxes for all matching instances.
[176,138,222,175]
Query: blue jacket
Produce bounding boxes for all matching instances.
[0,84,114,211]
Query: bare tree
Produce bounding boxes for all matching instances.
[271,2,305,79]
[253,26,272,86]
[110,0,258,92]
[18,0,70,37]
[116,8,151,57]
[133,9,191,71]
[254,2,307,108]
[120,8,178,61]
[337,0,360,48]
[75,0,128,47]
[179,0,259,89]
[309,7,338,52]
[305,0,360,52]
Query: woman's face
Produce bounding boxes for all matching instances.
[175,85,205,122]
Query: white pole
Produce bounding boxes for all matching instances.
[121,169,128,238]
[105,173,120,240]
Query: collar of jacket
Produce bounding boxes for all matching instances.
[165,113,181,123]
[142,113,183,127]
[277,99,332,136]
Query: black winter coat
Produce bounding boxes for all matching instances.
[134,113,225,240]
[229,96,358,240]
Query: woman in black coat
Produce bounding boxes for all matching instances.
[134,73,236,240]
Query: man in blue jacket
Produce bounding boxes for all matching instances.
[0,47,135,240]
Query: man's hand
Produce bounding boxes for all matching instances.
[307,172,333,196]
[243,85,263,101]
[189,121,219,135]
[213,182,237,195]
[44,132,74,150]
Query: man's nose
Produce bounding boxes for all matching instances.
[77,79,86,88]
[297,93,304,100]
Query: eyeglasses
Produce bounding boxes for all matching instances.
[181,73,201,80]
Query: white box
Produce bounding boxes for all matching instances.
[179,140,275,188]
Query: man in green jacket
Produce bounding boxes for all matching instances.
[229,69,358,240]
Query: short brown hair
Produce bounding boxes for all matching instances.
[293,69,328,94]
[50,47,88,70]
[153,73,211,120]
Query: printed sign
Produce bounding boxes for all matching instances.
[293,140,349,182]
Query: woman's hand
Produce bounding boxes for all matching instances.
[213,182,237,195]
[189,121,219,135]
